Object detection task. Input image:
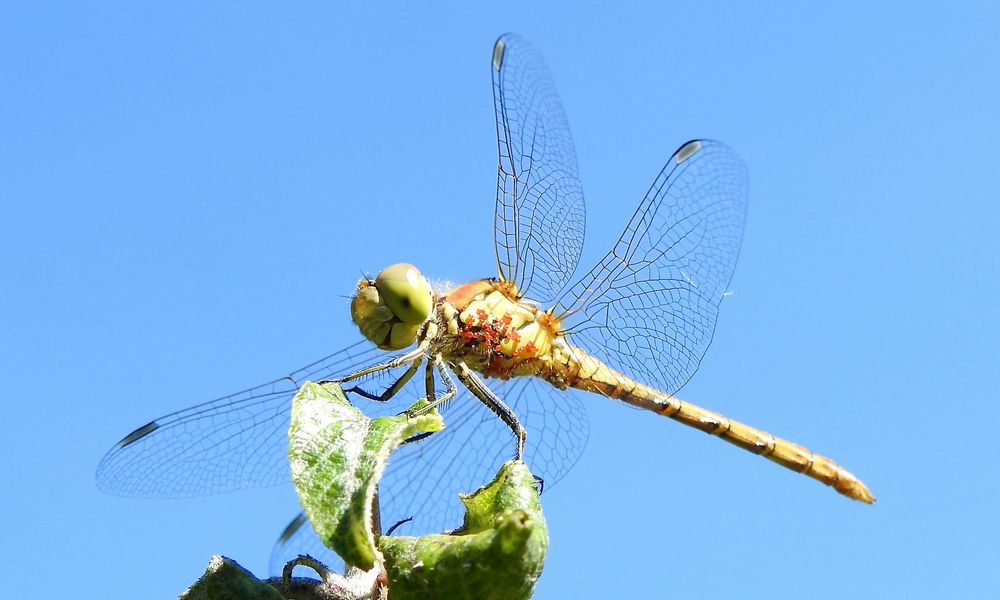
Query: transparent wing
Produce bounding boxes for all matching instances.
[555,139,748,396]
[492,33,586,302]
[378,377,588,534]
[267,377,590,575]
[97,338,589,570]
[95,340,387,497]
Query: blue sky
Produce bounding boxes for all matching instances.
[2,2,998,598]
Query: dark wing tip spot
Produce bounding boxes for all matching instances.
[674,139,703,164]
[116,421,160,448]
[276,513,309,546]
[492,38,507,71]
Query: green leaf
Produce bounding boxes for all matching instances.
[288,381,444,570]
[181,556,284,600]
[378,460,548,600]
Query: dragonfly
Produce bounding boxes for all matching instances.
[98,33,874,569]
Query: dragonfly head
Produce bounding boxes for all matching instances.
[351,263,433,350]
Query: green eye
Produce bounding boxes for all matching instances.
[385,322,421,350]
[351,284,394,345]
[374,263,433,325]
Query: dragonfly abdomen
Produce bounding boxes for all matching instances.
[559,347,876,503]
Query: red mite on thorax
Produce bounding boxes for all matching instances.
[440,279,560,380]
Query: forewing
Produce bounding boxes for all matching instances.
[555,140,748,396]
[492,34,585,302]
[95,340,387,498]
[97,335,590,566]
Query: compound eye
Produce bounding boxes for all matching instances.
[385,322,421,350]
[350,284,394,346]
[374,263,433,325]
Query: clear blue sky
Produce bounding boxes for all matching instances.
[3,2,998,598]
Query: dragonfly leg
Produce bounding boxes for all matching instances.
[322,343,426,385]
[424,357,436,402]
[453,362,526,459]
[342,357,422,403]
[408,355,457,415]
[384,516,414,536]
[400,356,457,446]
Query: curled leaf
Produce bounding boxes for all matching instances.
[181,555,284,600]
[378,461,548,600]
[288,382,444,570]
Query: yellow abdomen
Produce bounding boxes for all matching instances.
[557,348,876,503]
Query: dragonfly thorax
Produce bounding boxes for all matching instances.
[437,280,562,379]
[351,263,433,350]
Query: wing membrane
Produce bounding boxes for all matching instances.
[377,376,588,534]
[555,139,748,396]
[493,34,585,302]
[95,340,386,498]
[98,337,589,556]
